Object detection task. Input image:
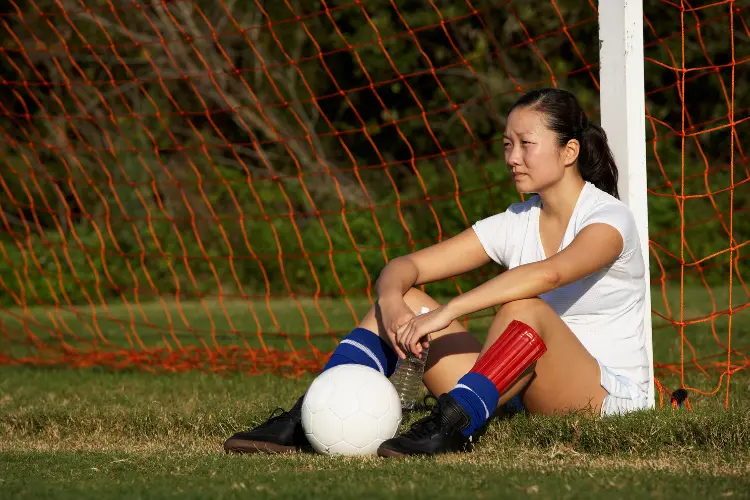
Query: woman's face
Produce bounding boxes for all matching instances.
[503,107,572,194]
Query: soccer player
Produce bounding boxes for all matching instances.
[223,88,651,457]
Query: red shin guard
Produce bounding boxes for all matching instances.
[470,320,547,394]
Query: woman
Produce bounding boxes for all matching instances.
[223,88,651,457]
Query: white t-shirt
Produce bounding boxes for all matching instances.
[472,181,650,394]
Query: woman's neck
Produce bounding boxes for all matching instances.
[538,177,586,223]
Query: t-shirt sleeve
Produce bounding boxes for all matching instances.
[472,210,511,267]
[579,203,639,260]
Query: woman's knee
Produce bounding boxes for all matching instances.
[401,287,443,313]
[358,287,442,332]
[492,298,548,329]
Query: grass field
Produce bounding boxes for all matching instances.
[1,284,749,498]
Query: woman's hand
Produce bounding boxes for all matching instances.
[395,305,454,359]
[377,296,419,359]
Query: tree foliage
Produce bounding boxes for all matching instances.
[0,0,747,305]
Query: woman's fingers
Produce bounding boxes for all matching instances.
[395,318,427,358]
[393,323,409,359]
[387,325,407,359]
[394,315,432,359]
[396,320,410,337]
[402,325,417,357]
[399,323,414,357]
[408,328,423,357]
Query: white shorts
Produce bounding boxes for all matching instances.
[598,361,649,417]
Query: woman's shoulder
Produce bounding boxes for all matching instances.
[576,183,639,247]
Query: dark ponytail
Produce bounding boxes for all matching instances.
[509,88,619,199]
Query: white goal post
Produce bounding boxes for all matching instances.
[599,0,655,407]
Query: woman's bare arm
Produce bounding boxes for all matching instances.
[444,223,624,319]
[393,222,626,357]
[375,228,492,303]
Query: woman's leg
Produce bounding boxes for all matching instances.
[441,298,607,440]
[478,298,607,415]
[366,291,607,414]
[377,297,609,457]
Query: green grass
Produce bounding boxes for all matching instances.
[2,451,747,499]
[0,284,748,498]
[0,366,748,499]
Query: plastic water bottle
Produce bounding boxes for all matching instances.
[390,306,431,410]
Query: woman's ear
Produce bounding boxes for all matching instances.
[562,138,580,166]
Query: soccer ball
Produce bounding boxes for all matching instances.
[301,364,402,456]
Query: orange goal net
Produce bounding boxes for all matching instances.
[0,0,747,409]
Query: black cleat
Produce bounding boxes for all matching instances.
[377,393,474,457]
[223,395,310,454]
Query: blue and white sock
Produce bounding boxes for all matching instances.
[448,372,500,436]
[323,327,398,377]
